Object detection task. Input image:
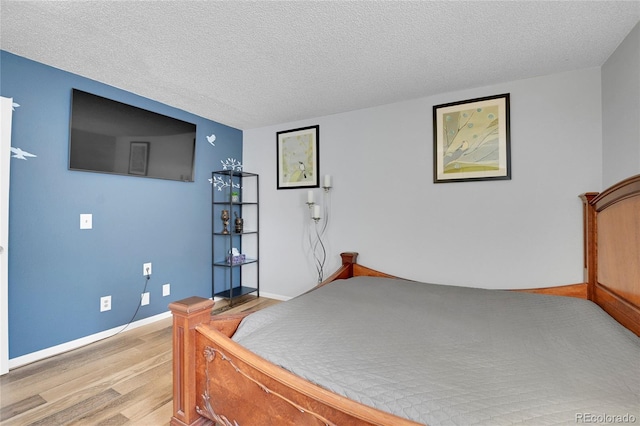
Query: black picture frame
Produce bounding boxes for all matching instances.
[276,125,319,189]
[433,93,510,183]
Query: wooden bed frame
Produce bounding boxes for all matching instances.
[168,174,640,426]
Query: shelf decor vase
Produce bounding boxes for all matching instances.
[234,212,244,233]
[221,209,230,234]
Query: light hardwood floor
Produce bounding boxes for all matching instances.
[0,296,280,425]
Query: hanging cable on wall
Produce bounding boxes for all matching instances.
[115,272,151,336]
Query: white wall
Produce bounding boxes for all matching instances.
[602,21,640,188]
[245,68,603,298]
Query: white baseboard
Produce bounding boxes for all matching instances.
[258,291,290,301]
[8,311,172,370]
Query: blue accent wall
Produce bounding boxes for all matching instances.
[1,51,242,358]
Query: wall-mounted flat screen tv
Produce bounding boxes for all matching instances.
[69,89,197,182]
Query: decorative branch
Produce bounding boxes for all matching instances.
[200,346,337,426]
[221,158,243,171]
[197,347,239,426]
[210,176,242,192]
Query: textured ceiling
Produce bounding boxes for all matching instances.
[1,1,639,130]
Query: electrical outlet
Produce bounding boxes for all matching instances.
[100,295,111,312]
[141,292,150,306]
[143,262,152,276]
[162,283,170,297]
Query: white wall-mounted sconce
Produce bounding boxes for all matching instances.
[307,189,315,205]
[305,175,332,282]
[323,174,332,192]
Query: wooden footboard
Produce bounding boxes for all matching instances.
[169,294,421,426]
[168,251,423,425]
[193,320,421,425]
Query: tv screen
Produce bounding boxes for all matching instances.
[69,89,197,182]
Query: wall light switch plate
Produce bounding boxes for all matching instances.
[141,292,150,306]
[80,214,92,229]
[162,283,170,297]
[143,262,152,276]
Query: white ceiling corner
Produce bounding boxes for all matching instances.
[1,1,638,130]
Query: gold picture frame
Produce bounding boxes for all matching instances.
[433,94,510,183]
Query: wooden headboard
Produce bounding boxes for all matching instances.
[319,175,640,337]
[581,174,640,336]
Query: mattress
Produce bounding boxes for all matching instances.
[232,277,640,425]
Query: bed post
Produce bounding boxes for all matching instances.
[580,192,598,301]
[169,297,215,426]
[340,252,358,272]
[311,252,359,291]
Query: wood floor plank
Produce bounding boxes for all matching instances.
[0,297,279,426]
[119,370,172,421]
[111,359,172,396]
[212,295,281,315]
[0,395,46,422]
[135,399,172,426]
[0,338,147,407]
[65,366,170,426]
[1,335,145,385]
[32,320,173,406]
[35,389,121,426]
[95,413,129,426]
[38,347,166,403]
[21,389,121,426]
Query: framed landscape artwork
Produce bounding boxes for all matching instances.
[276,125,319,189]
[433,94,510,183]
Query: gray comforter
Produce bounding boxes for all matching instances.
[232,277,640,425]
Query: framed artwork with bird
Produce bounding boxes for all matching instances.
[276,125,319,189]
[433,94,510,183]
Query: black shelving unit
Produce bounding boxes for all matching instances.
[212,170,259,302]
